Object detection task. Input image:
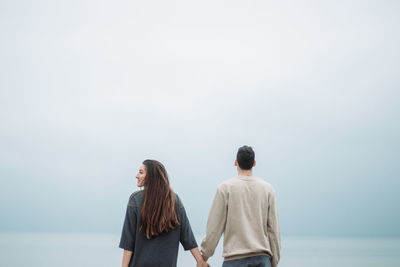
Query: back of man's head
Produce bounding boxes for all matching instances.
[236,145,255,170]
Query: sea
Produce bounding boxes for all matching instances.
[0,232,399,267]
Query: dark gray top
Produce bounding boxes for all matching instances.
[119,191,198,267]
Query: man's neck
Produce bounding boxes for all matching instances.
[237,169,253,176]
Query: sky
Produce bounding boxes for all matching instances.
[0,0,399,237]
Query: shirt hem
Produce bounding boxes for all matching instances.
[183,243,198,251]
[119,244,134,251]
[224,252,271,261]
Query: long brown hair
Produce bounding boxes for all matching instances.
[140,159,180,239]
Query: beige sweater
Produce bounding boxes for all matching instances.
[201,176,280,267]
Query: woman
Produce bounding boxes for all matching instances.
[119,159,208,267]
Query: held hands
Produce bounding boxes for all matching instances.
[190,247,209,267]
[197,261,210,267]
[197,252,210,267]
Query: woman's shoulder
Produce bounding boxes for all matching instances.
[127,190,143,207]
[174,192,184,209]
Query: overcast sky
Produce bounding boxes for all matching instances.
[1,0,399,237]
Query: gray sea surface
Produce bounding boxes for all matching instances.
[0,233,399,267]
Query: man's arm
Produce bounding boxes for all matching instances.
[267,189,280,267]
[201,186,227,261]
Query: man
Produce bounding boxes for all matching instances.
[201,145,280,267]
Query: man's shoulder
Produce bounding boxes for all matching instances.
[217,176,276,192]
[252,177,277,195]
[218,177,238,188]
[220,176,273,184]
[254,176,274,188]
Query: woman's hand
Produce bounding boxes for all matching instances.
[190,247,210,267]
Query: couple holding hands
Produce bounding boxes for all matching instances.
[120,146,280,267]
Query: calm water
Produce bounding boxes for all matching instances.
[0,233,399,267]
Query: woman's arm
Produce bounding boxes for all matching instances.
[190,247,209,267]
[122,249,133,267]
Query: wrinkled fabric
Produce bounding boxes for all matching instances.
[119,191,197,267]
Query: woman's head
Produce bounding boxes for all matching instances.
[135,163,147,187]
[139,159,180,239]
[140,159,169,188]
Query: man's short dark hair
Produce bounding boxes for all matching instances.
[236,145,255,170]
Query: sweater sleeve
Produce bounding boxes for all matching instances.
[267,189,281,267]
[119,205,137,251]
[177,196,198,250]
[201,186,227,261]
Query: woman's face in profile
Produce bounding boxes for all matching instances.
[136,164,146,187]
